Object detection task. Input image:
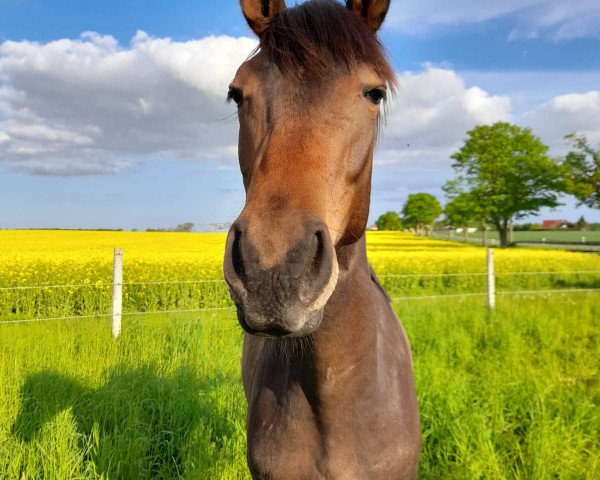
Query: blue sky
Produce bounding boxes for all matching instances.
[1,0,599,230]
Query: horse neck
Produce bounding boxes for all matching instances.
[334,233,370,277]
[305,234,380,375]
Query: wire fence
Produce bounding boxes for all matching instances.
[0,278,225,292]
[2,271,599,291]
[390,288,600,303]
[2,268,598,326]
[430,232,600,252]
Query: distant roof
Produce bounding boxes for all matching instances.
[542,219,571,229]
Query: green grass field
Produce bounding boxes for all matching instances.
[440,229,600,245]
[1,231,599,478]
[1,294,598,479]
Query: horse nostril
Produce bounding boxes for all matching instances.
[311,229,326,275]
[298,224,335,308]
[231,227,247,285]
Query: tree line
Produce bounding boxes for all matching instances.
[375,122,600,247]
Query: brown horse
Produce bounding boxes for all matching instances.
[223,0,420,478]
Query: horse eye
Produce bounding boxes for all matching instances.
[227,88,244,106]
[364,88,386,105]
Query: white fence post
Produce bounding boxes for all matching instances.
[112,248,123,338]
[487,248,495,309]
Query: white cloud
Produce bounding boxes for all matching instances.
[386,0,600,40]
[1,30,598,189]
[130,31,256,97]
[1,34,514,178]
[379,66,511,168]
[5,123,94,145]
[552,91,600,113]
[371,67,511,210]
[460,70,600,116]
[524,90,600,151]
[0,32,257,175]
[372,68,600,217]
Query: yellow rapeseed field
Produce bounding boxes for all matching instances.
[368,231,600,274]
[0,230,598,320]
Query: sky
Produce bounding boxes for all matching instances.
[1,0,599,230]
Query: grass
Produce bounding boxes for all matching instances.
[1,311,248,479]
[1,230,599,478]
[398,293,599,479]
[437,229,600,245]
[1,293,599,479]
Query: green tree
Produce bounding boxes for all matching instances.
[444,180,492,246]
[446,122,563,247]
[174,222,194,232]
[375,211,402,231]
[402,193,442,236]
[575,215,589,231]
[444,193,478,242]
[562,133,600,209]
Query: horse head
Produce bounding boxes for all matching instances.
[224,0,394,337]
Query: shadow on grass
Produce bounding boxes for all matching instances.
[552,277,600,290]
[12,366,240,478]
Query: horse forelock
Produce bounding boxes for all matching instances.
[258,0,397,91]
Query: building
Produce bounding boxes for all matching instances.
[541,219,573,229]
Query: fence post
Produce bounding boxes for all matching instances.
[487,248,495,309]
[112,248,123,338]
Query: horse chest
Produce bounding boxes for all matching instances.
[246,367,417,479]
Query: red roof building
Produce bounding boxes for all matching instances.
[542,219,572,229]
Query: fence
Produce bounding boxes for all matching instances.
[1,248,599,336]
[431,231,600,252]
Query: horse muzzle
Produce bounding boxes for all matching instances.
[223,217,338,337]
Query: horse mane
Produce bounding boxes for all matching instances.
[259,0,396,90]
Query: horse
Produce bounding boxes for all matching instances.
[223,0,420,478]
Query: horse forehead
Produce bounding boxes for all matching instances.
[235,54,367,99]
[233,54,279,88]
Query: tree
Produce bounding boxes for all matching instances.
[575,215,589,231]
[174,222,194,232]
[375,211,402,231]
[562,133,600,209]
[444,193,478,242]
[443,179,492,246]
[401,193,442,236]
[446,122,563,247]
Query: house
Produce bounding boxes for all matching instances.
[366,224,379,231]
[541,219,572,229]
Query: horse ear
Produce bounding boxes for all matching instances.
[346,0,390,33]
[240,0,286,37]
